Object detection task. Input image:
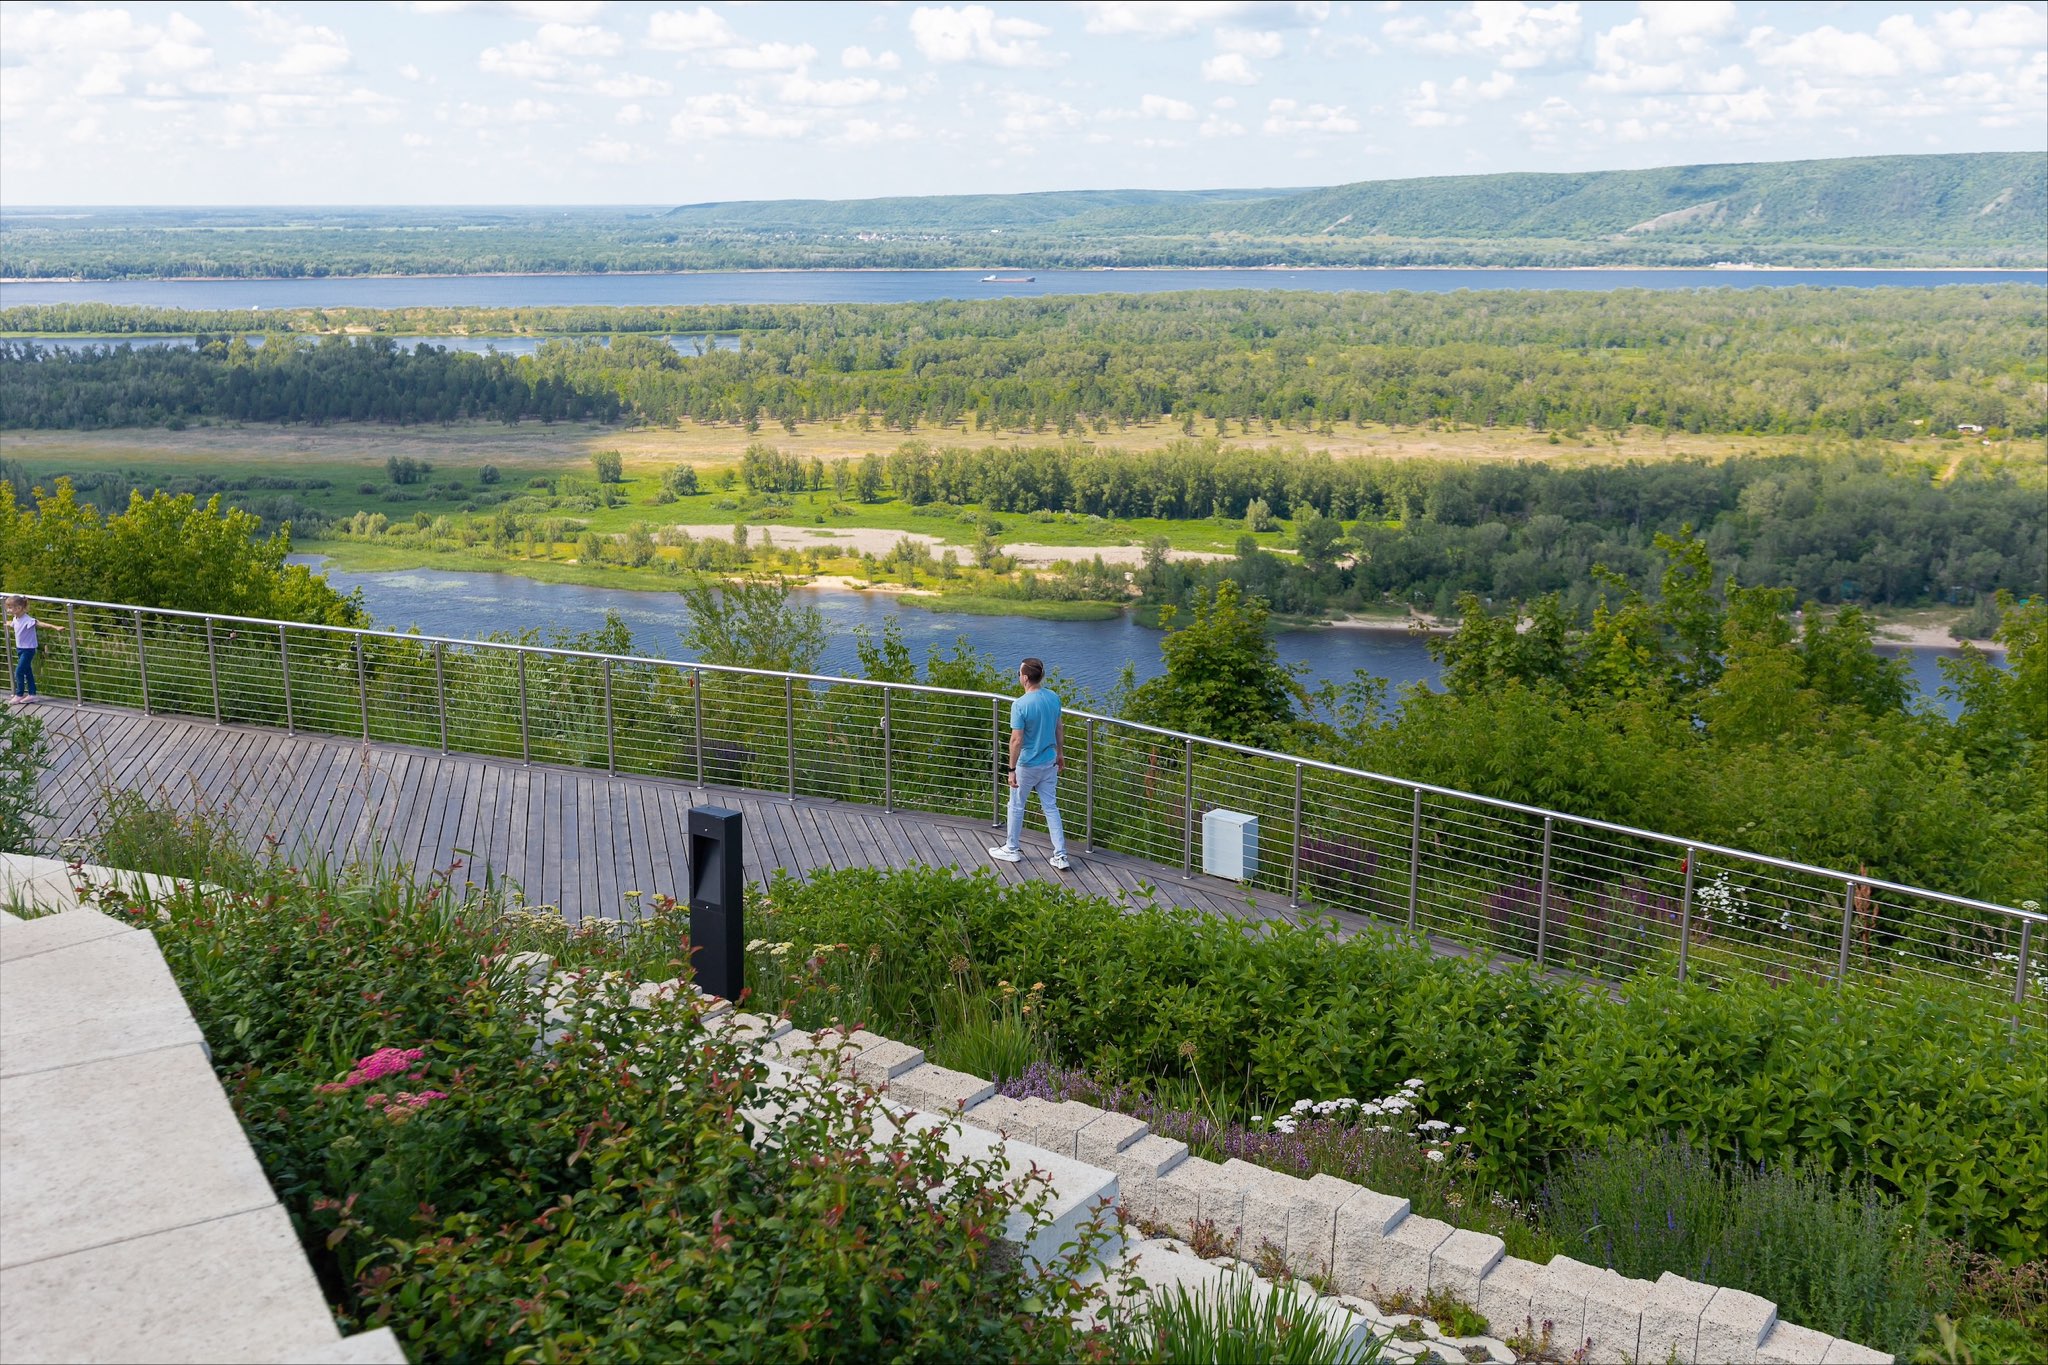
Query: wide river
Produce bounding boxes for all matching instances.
[5,266,2042,310]
[301,561,1978,718]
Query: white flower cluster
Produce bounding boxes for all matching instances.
[1697,870,1752,927]
[1251,1079,1472,1146]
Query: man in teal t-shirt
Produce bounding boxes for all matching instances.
[989,656,1069,871]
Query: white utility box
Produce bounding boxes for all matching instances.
[1201,809,1259,882]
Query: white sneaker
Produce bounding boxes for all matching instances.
[988,845,1023,863]
[1049,852,1071,871]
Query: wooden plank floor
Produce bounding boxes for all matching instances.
[28,703,1345,931]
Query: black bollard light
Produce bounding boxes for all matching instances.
[688,805,745,1001]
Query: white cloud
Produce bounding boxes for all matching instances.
[1078,2,1329,36]
[712,42,819,71]
[398,63,424,81]
[1264,96,1359,133]
[480,25,623,83]
[401,131,432,147]
[646,7,739,53]
[1200,114,1246,136]
[669,92,811,139]
[778,74,902,106]
[616,102,648,124]
[842,45,902,70]
[1202,52,1260,84]
[909,7,1058,67]
[592,73,671,98]
[1139,93,1198,120]
[1217,28,1285,58]
[1588,1,1741,93]
[412,1,609,19]
[835,117,919,143]
[1385,1,1582,70]
[1402,80,1463,127]
[581,136,635,163]
[995,90,1082,142]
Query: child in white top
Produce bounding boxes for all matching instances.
[6,597,63,704]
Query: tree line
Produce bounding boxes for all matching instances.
[2,286,2040,437]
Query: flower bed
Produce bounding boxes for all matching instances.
[737,864,2048,1359]
[110,867,1132,1363]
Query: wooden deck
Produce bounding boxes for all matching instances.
[28,703,1343,930]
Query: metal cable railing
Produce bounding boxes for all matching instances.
[8,592,2041,1025]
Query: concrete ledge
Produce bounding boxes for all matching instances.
[1,927,206,1077]
[1329,1183,1412,1298]
[1376,1214,1455,1299]
[1759,1320,1837,1365]
[1428,1227,1505,1304]
[885,1061,997,1114]
[0,905,392,1363]
[1581,1266,1650,1364]
[1472,1254,1544,1339]
[283,1327,411,1363]
[0,1205,339,1364]
[1699,1285,1779,1365]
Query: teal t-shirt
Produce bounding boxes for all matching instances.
[1010,688,1062,768]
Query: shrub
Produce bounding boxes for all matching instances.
[1542,1139,1950,1356]
[89,787,261,885]
[746,866,2048,1262]
[0,706,45,854]
[103,866,1128,1362]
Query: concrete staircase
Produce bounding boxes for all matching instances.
[0,857,405,1364]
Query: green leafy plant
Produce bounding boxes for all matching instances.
[89,785,262,885]
[1128,1278,1385,1365]
[0,705,46,854]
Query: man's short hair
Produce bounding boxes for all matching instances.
[1020,657,1045,684]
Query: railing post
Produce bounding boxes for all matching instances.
[356,635,370,741]
[1288,762,1303,907]
[1677,848,1697,983]
[1836,879,1856,987]
[1535,814,1554,970]
[67,602,83,705]
[516,651,531,765]
[784,675,795,800]
[205,617,221,724]
[991,696,1002,828]
[435,641,450,754]
[1182,736,1195,879]
[1406,787,1422,933]
[2016,920,2034,1031]
[133,609,149,715]
[692,668,705,786]
[278,625,295,735]
[1083,718,1095,851]
[881,687,893,812]
[603,659,616,774]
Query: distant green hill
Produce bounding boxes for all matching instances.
[661,187,1296,233]
[664,152,2047,258]
[1213,153,2046,248]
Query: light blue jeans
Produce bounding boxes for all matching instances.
[1005,761,1067,857]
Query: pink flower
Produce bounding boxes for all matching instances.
[338,1047,426,1088]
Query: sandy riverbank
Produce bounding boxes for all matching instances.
[1875,622,2004,652]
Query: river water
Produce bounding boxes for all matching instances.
[6,267,2041,311]
[300,561,1975,718]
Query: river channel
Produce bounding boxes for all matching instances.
[300,562,1977,718]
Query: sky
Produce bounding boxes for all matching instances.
[1,1,2043,205]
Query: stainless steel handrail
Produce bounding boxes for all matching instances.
[12,590,2043,934]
